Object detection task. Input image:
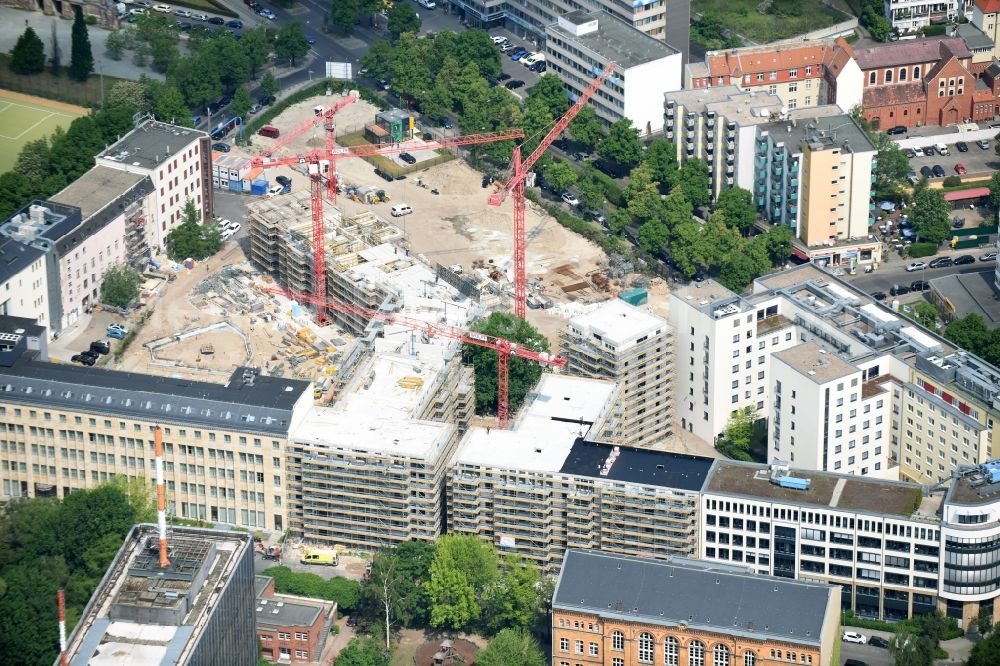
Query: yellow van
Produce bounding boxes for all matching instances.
[300,547,339,566]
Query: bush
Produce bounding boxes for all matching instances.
[586,166,625,208]
[840,611,964,640]
[908,242,938,258]
[716,440,753,461]
[921,24,947,36]
[260,566,361,611]
[942,175,962,187]
[84,15,97,25]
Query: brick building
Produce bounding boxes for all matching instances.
[853,36,997,129]
[552,550,840,666]
[255,576,335,663]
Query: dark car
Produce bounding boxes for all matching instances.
[505,79,525,90]
[275,175,292,188]
[374,167,393,182]
[932,164,945,177]
[226,19,242,28]
[870,291,887,302]
[919,165,933,178]
[904,148,916,158]
[208,16,225,24]
[867,637,889,649]
[910,280,929,291]
[955,254,975,265]
[422,132,433,141]
[890,284,911,296]
[442,117,453,129]
[399,152,416,165]
[177,20,192,31]
[306,34,317,45]
[212,142,231,153]
[530,61,547,73]
[210,128,226,140]
[89,340,111,355]
[956,141,969,152]
[498,72,512,81]
[844,660,869,666]
[886,125,907,136]
[71,353,97,366]
[258,94,276,106]
[218,95,233,108]
[923,145,936,156]
[929,256,953,268]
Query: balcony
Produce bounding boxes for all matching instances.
[789,178,798,187]
[787,205,797,214]
[772,192,783,203]
[757,197,766,207]
[772,207,782,217]
[772,166,784,177]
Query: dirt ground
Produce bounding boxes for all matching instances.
[151,327,250,371]
[393,630,487,666]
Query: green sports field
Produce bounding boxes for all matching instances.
[0,90,86,175]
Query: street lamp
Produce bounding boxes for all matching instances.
[308,69,313,82]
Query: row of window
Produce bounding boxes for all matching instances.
[559,632,767,666]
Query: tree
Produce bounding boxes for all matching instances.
[275,21,310,66]
[456,29,501,78]
[13,138,50,184]
[598,119,641,169]
[10,27,45,75]
[525,74,568,119]
[945,314,993,356]
[677,159,711,209]
[719,236,771,293]
[638,218,670,255]
[100,264,141,308]
[569,105,604,152]
[327,0,362,35]
[977,605,995,636]
[577,177,603,211]
[69,6,94,82]
[722,406,756,451]
[462,313,550,416]
[480,555,542,633]
[761,224,793,266]
[867,14,892,42]
[150,83,191,126]
[989,171,1000,212]
[360,40,394,80]
[334,637,389,666]
[387,2,421,39]
[911,301,940,328]
[105,29,127,61]
[643,139,679,191]
[105,80,148,113]
[872,132,911,196]
[543,160,577,194]
[165,200,221,261]
[477,628,546,666]
[105,475,156,523]
[241,28,272,78]
[912,187,951,245]
[715,187,757,234]
[432,535,498,592]
[231,86,253,120]
[426,559,479,629]
[259,70,279,99]
[969,630,1000,666]
[888,626,934,666]
[149,37,179,74]
[49,21,61,77]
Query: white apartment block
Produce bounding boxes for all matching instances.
[771,342,894,478]
[95,118,212,254]
[560,299,673,447]
[545,11,682,133]
[886,0,958,33]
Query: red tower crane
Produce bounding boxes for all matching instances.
[251,128,525,325]
[489,62,618,318]
[267,286,565,428]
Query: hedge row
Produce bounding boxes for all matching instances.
[586,166,625,208]
[907,242,939,258]
[840,611,963,640]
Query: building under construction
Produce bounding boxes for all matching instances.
[246,191,402,332]
[61,524,257,665]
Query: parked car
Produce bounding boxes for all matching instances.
[305,34,316,44]
[954,162,967,175]
[956,141,969,152]
[500,43,518,53]
[561,192,580,206]
[886,125,907,135]
[981,252,998,261]
[585,208,607,225]
[530,61,547,73]
[912,146,924,157]
[870,291,887,301]
[177,21,191,31]
[906,261,927,272]
[108,323,128,335]
[978,139,991,150]
[174,8,191,17]
[910,280,929,291]
[259,8,276,19]
[955,254,975,265]
[248,103,261,115]
[842,631,867,645]
[374,167,393,182]
[510,49,530,60]
[929,256,953,268]
[399,152,416,165]
[275,175,292,188]
[192,12,208,20]
[932,164,945,177]
[497,72,512,81]
[90,340,111,355]
[208,16,225,24]
[72,353,97,366]
[867,637,889,649]
[226,19,243,28]
[505,80,525,90]
[152,4,172,13]
[258,94,276,106]
[919,165,933,178]
[491,35,507,44]
[844,660,870,666]
[890,284,911,296]
[922,145,936,156]
[903,148,916,158]
[212,142,230,153]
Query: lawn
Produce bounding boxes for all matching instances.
[693,0,850,44]
[0,90,86,175]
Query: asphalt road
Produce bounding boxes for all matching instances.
[841,255,997,297]
[841,641,893,666]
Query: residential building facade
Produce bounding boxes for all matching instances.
[560,299,674,446]
[545,11,682,133]
[972,0,1000,62]
[551,549,840,666]
[885,0,958,34]
[255,576,336,663]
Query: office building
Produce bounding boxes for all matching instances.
[885,0,958,34]
[545,11,682,133]
[50,166,154,329]
[551,549,840,666]
[448,374,711,572]
[664,86,786,200]
[560,299,674,446]
[255,576,336,663]
[754,111,880,263]
[95,118,213,253]
[62,524,257,665]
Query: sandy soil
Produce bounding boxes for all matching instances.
[152,328,250,370]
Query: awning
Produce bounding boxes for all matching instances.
[879,201,896,211]
[943,187,989,201]
[792,246,811,260]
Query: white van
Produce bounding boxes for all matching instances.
[935,142,949,156]
[522,53,546,67]
[416,0,436,8]
[391,204,413,217]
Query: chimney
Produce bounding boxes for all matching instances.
[58,588,67,666]
[155,426,170,569]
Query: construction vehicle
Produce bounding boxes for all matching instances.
[300,546,339,566]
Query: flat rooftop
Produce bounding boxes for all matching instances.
[566,298,667,352]
[671,279,739,308]
[547,11,678,69]
[554,550,834,645]
[98,119,207,171]
[774,342,858,384]
[0,201,81,283]
[759,109,874,154]
[929,269,1000,329]
[50,166,148,221]
[666,85,785,125]
[254,596,323,629]
[946,462,1000,506]
[706,461,925,518]
[560,441,713,492]
[65,525,251,666]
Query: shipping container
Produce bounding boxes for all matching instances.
[250,180,268,196]
[619,288,648,306]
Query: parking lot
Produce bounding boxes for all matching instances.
[907,138,1000,180]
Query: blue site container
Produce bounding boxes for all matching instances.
[228,179,242,193]
[250,180,268,196]
[619,288,648,306]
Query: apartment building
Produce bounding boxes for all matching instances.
[63,524,258,665]
[686,39,863,115]
[701,458,1000,627]
[545,11,682,133]
[50,166,154,328]
[954,23,996,75]
[754,111,880,264]
[448,374,711,572]
[255,576,336,663]
[560,299,673,446]
[0,202,81,337]
[552,549,840,666]
[885,0,958,33]
[669,264,1000,484]
[95,118,212,253]
[664,86,786,200]
[972,0,1000,62]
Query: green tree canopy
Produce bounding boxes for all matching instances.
[476,628,546,666]
[260,567,361,610]
[543,160,578,194]
[462,313,550,416]
[69,6,94,81]
[643,138,679,192]
[327,0,362,35]
[871,132,911,196]
[387,2,421,39]
[10,27,46,75]
[105,79,149,114]
[714,187,757,234]
[677,158,711,209]
[165,200,221,261]
[722,406,757,451]
[888,626,934,666]
[275,21,310,66]
[912,187,951,245]
[480,555,542,633]
[969,629,1000,666]
[568,105,604,152]
[231,86,253,120]
[426,559,478,629]
[260,70,279,99]
[14,138,51,184]
[989,171,1000,212]
[525,74,568,120]
[597,119,641,169]
[100,263,142,308]
[360,40,394,80]
[334,637,389,666]
[105,29,127,61]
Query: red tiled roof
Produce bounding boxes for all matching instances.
[862,82,925,107]
[944,187,989,201]
[975,0,1000,13]
[853,37,971,70]
[705,43,830,79]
